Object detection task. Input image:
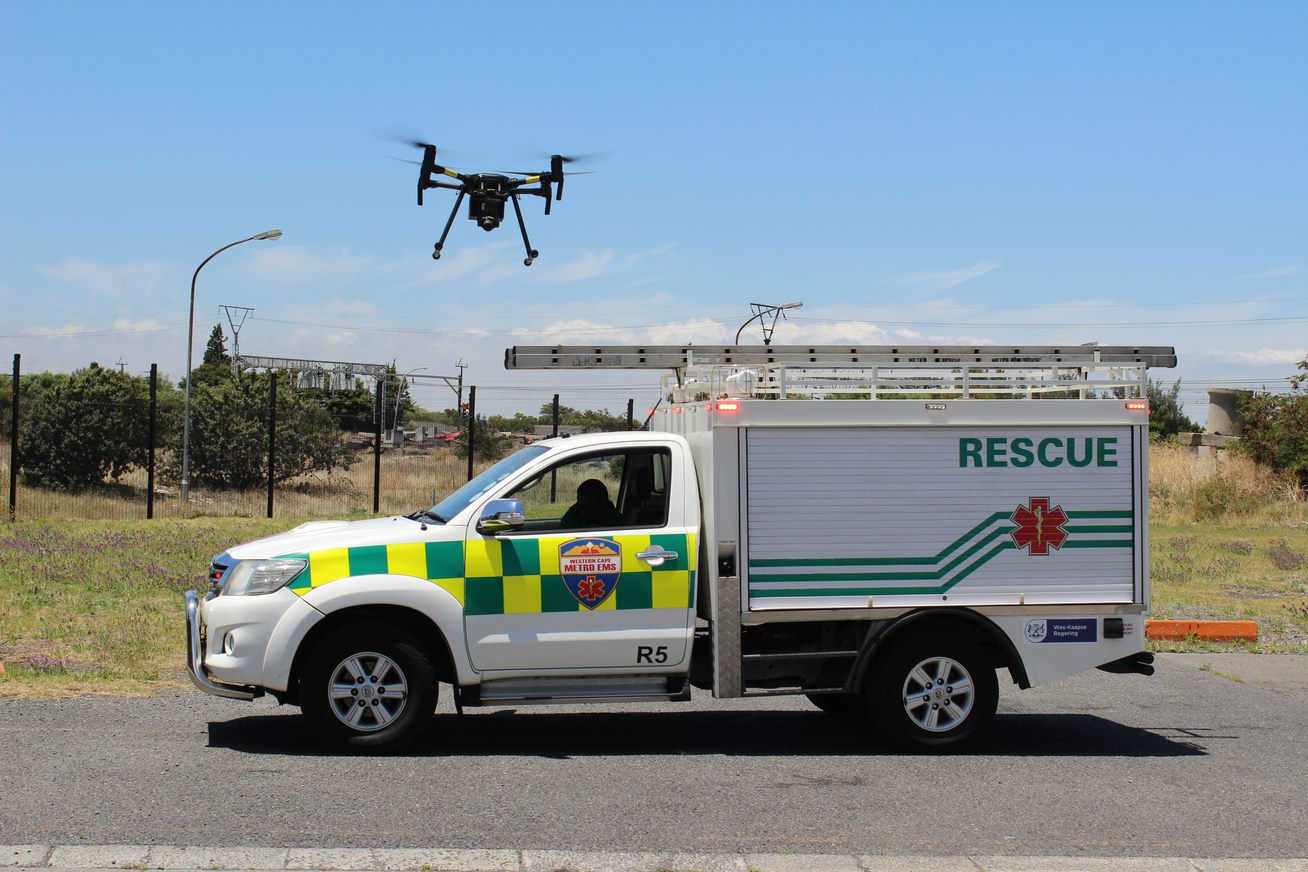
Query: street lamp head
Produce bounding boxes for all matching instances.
[253,229,283,241]
[780,301,803,310]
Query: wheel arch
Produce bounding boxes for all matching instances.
[848,608,1030,693]
[283,603,459,705]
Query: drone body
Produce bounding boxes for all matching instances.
[413,144,576,266]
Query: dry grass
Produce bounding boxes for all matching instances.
[1149,441,1306,526]
[1,442,498,521]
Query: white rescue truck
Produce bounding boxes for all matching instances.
[186,344,1174,752]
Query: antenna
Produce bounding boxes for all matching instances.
[115,357,127,373]
[221,305,254,367]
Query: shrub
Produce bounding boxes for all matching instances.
[167,370,354,489]
[1147,378,1200,441]
[18,364,154,490]
[1240,356,1308,487]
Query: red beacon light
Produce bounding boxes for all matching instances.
[715,401,740,412]
[1125,401,1149,412]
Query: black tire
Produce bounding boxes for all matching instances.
[300,622,438,752]
[806,692,868,720]
[865,632,998,753]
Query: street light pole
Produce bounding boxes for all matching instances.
[734,301,803,345]
[181,229,282,503]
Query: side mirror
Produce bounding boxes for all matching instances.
[476,498,526,535]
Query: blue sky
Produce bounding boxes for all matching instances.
[2,1,1305,418]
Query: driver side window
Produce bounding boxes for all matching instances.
[507,448,669,532]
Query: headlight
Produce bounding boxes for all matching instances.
[221,558,307,597]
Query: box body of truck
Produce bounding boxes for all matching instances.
[658,396,1149,699]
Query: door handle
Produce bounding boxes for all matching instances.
[636,546,679,567]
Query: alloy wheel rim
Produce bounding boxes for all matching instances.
[327,651,409,732]
[901,655,975,733]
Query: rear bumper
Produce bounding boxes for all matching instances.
[185,590,262,700]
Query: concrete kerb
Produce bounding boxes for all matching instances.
[7,848,1308,872]
[1146,619,1259,642]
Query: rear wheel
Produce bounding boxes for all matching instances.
[301,623,437,752]
[866,632,998,753]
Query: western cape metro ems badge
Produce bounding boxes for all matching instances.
[559,538,622,609]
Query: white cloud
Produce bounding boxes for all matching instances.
[533,249,616,284]
[18,316,175,339]
[478,243,675,287]
[1238,265,1300,279]
[1199,348,1307,365]
[408,243,515,285]
[238,245,376,287]
[896,261,1000,292]
[322,331,359,348]
[38,257,170,298]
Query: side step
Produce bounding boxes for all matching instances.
[465,674,690,706]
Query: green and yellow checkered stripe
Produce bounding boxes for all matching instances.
[281,541,466,604]
[279,533,696,616]
[464,533,696,616]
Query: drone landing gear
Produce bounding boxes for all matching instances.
[510,193,539,267]
[431,189,466,260]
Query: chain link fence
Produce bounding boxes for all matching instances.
[4,354,651,522]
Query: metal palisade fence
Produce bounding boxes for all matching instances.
[3,354,646,522]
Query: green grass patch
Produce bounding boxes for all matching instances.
[1150,523,1308,652]
[0,518,289,695]
[2,516,1306,697]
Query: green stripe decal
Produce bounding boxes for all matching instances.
[750,541,1019,598]
[748,505,1134,598]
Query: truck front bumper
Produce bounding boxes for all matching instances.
[185,590,262,700]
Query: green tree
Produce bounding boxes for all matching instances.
[18,364,154,489]
[536,402,629,431]
[1147,378,1200,440]
[301,380,377,432]
[167,369,354,489]
[487,412,540,432]
[1239,356,1308,486]
[202,324,230,369]
[456,414,511,462]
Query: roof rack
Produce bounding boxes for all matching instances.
[504,345,1177,370]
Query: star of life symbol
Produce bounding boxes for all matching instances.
[559,538,622,609]
[1010,497,1068,555]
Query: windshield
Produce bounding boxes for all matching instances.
[429,445,549,522]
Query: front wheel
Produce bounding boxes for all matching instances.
[866,633,998,753]
[301,623,438,752]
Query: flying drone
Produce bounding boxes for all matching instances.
[402,141,591,266]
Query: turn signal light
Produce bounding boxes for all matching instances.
[1125,401,1148,412]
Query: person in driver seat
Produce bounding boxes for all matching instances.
[560,478,623,529]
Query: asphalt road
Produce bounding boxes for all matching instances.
[1,656,1305,859]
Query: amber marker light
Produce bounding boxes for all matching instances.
[1125,401,1149,412]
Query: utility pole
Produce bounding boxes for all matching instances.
[455,359,467,424]
[221,305,254,371]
